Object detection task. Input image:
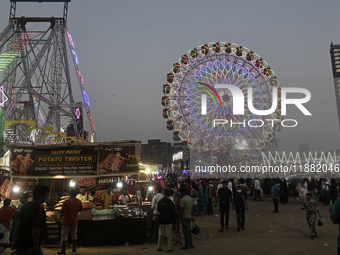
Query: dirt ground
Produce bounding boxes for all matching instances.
[42,195,339,255]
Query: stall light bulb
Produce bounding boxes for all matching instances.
[13,184,19,193]
[146,168,151,174]
[69,179,75,187]
[117,181,122,188]
[148,186,153,191]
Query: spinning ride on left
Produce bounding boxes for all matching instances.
[0,0,96,145]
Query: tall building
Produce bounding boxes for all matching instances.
[141,139,172,169]
[171,142,190,174]
[330,43,340,130]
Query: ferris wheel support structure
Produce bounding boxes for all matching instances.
[0,0,96,144]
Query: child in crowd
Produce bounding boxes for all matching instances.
[301,193,321,239]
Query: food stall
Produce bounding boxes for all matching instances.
[8,141,147,247]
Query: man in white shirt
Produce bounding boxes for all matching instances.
[217,180,223,193]
[323,179,331,205]
[254,178,261,201]
[227,181,233,194]
[151,184,164,241]
[119,188,131,205]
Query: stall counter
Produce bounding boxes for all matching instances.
[77,217,146,246]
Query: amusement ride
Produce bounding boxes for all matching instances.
[0,0,96,145]
[162,42,282,168]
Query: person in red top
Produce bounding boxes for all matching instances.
[184,181,192,198]
[58,189,83,254]
[0,198,20,254]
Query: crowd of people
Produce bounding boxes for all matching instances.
[150,173,253,252]
[0,184,123,255]
[150,173,340,254]
[1,174,340,254]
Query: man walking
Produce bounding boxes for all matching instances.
[207,181,213,215]
[233,186,248,231]
[254,178,261,201]
[157,189,176,252]
[271,179,280,213]
[151,184,164,241]
[14,184,50,255]
[58,189,83,254]
[323,179,331,205]
[179,187,194,250]
[215,181,233,232]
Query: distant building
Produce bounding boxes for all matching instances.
[298,143,310,155]
[330,43,340,131]
[171,142,190,174]
[141,139,172,169]
[140,139,191,173]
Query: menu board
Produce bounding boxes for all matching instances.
[44,222,62,246]
[98,145,139,175]
[10,146,97,176]
[12,179,37,199]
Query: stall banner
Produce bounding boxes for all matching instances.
[44,222,62,246]
[98,145,139,175]
[0,171,13,201]
[10,146,97,176]
[94,176,122,203]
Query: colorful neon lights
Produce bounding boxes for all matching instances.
[71,50,79,64]
[0,86,8,107]
[67,31,75,49]
[90,115,95,130]
[67,29,96,133]
[83,91,90,106]
[77,71,84,85]
[163,42,281,150]
[0,33,36,72]
[0,52,19,71]
[75,108,81,119]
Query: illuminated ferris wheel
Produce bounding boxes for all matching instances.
[0,0,96,144]
[162,42,282,151]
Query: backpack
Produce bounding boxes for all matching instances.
[212,187,216,197]
[219,188,230,204]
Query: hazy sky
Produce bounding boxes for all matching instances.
[0,0,339,152]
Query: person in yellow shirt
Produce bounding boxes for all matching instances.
[76,188,93,202]
[102,187,115,209]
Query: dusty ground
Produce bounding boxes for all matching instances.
[42,195,339,255]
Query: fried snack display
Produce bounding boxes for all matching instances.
[11,154,32,175]
[82,201,95,209]
[20,154,31,174]
[11,155,24,173]
[99,153,114,174]
[99,152,124,174]
[0,179,14,200]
